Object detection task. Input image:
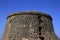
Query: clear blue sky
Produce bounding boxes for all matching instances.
[0,0,60,39]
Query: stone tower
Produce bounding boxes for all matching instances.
[2,11,57,40]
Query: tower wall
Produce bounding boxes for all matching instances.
[2,11,57,40]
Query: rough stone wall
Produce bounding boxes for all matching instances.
[2,11,57,40]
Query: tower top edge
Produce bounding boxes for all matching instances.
[7,11,52,20]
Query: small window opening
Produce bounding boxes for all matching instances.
[39,33,41,36]
[39,27,42,32]
[10,20,12,23]
[38,16,41,19]
[39,37,44,40]
[39,20,43,23]
[39,27,42,36]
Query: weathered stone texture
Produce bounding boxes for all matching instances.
[2,11,58,40]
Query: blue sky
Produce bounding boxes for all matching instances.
[0,0,60,39]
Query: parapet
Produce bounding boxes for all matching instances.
[7,11,52,20]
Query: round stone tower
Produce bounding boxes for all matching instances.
[2,11,57,40]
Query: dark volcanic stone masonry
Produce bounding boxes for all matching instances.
[2,11,58,40]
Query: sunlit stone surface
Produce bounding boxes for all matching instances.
[2,11,58,40]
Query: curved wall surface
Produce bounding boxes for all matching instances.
[2,11,57,40]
